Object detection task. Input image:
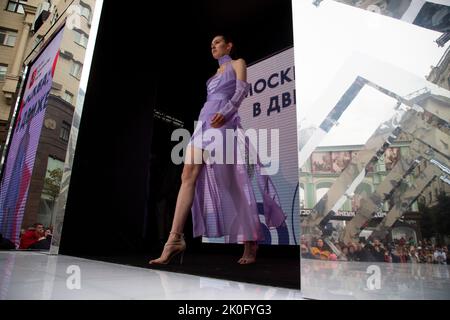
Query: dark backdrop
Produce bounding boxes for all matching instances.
[59,0,295,263]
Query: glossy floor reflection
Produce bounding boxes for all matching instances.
[0,251,302,300]
[3,251,449,300]
[301,258,450,300]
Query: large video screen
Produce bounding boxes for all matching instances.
[0,27,64,246]
[203,47,299,245]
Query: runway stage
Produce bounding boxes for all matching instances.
[0,251,301,300]
[1,251,449,299]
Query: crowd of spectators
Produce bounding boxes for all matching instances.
[0,223,52,250]
[301,235,449,264]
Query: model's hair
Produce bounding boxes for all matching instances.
[218,34,233,44]
[214,33,236,56]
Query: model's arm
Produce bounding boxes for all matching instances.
[233,58,247,82]
[220,59,250,118]
[210,59,250,128]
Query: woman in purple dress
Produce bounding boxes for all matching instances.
[149,35,285,265]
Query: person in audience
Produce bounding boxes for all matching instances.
[347,244,359,261]
[370,238,386,262]
[19,223,44,249]
[408,246,420,263]
[301,244,314,259]
[310,238,331,260]
[28,226,52,250]
[433,247,447,264]
[339,246,349,261]
[384,248,392,263]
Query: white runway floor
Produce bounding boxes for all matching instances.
[301,258,450,299]
[0,251,302,300]
[1,251,449,300]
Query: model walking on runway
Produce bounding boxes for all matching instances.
[149,34,285,265]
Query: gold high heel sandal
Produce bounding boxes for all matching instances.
[149,232,186,265]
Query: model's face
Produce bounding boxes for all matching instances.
[211,36,231,60]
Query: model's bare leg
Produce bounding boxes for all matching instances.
[170,146,204,234]
[149,146,204,264]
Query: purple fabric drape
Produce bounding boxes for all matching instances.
[188,57,286,242]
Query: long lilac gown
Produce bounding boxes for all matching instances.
[188,55,286,243]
